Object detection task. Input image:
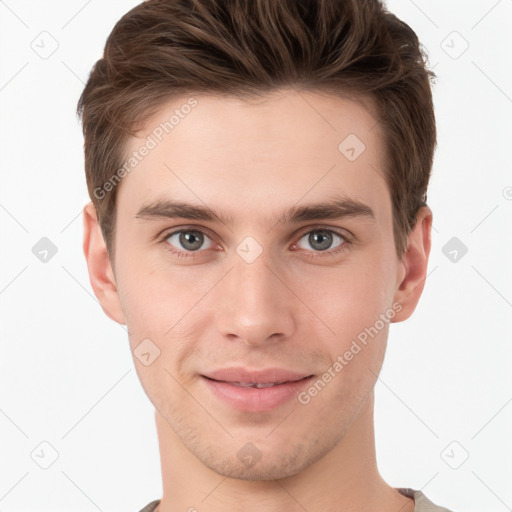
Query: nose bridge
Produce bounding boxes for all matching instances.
[214,249,295,344]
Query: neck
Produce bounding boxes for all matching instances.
[154,391,414,512]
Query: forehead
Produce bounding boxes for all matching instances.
[117,89,390,227]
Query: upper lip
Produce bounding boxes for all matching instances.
[202,368,313,385]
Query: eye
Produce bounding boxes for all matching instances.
[161,226,350,260]
[295,228,346,252]
[165,229,215,254]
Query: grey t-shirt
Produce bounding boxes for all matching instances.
[138,488,454,511]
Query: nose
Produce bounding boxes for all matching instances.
[213,250,296,346]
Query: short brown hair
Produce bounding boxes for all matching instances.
[77,0,436,258]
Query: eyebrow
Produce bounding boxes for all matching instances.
[134,195,375,227]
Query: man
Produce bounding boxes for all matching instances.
[78,0,453,510]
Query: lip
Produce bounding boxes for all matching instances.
[201,368,314,412]
[203,367,312,385]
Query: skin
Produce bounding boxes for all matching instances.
[83,89,432,512]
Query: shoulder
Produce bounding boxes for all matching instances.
[398,488,454,512]
[138,500,160,512]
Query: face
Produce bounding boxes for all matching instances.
[88,89,425,480]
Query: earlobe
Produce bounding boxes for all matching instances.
[391,206,433,323]
[82,203,126,324]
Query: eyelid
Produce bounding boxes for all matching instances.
[294,224,353,240]
[158,225,217,243]
[291,226,352,258]
[161,225,219,251]
[159,224,353,242]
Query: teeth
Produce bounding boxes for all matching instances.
[229,381,284,388]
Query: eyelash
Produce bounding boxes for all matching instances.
[159,226,352,260]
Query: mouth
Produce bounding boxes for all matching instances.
[200,373,315,412]
[203,376,311,388]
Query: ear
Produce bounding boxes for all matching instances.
[391,206,433,323]
[83,203,125,324]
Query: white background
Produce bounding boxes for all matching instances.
[0,0,511,511]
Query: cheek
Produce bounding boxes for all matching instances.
[115,254,218,348]
[115,261,202,402]
[290,256,396,401]
[295,255,395,340]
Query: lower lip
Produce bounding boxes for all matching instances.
[201,376,314,412]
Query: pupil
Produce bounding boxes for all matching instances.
[310,231,332,251]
